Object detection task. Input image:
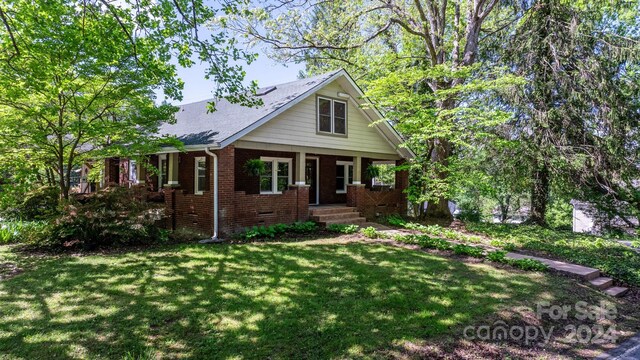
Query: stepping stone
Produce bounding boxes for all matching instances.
[589,277,614,290]
[506,253,601,280]
[604,286,629,298]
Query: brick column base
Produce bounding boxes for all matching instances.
[289,184,310,221]
[163,186,176,230]
[346,184,366,209]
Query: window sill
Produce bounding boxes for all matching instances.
[336,190,347,194]
[194,192,204,196]
[316,130,348,137]
[260,191,283,195]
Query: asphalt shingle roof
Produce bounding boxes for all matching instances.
[159,70,342,146]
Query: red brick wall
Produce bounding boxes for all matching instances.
[161,150,214,235]
[161,149,220,235]
[295,185,310,221]
[218,146,236,236]
[347,159,409,220]
[232,185,309,232]
[347,184,406,220]
[165,187,214,235]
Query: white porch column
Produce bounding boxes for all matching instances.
[295,151,306,185]
[353,155,362,185]
[167,153,179,186]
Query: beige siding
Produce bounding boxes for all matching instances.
[240,81,399,155]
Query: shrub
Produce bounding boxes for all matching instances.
[237,221,319,240]
[25,186,164,250]
[0,221,49,244]
[507,258,549,272]
[397,235,452,251]
[453,244,485,258]
[10,186,60,220]
[327,223,359,234]
[456,208,481,222]
[385,214,406,227]
[288,221,318,234]
[0,222,18,243]
[241,225,278,240]
[486,250,507,262]
[546,200,573,230]
[361,226,379,239]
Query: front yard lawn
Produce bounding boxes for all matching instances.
[1,238,638,359]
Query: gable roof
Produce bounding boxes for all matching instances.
[159,69,413,158]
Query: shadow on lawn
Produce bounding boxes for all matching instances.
[0,242,626,359]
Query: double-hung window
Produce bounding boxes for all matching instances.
[260,157,292,194]
[317,97,347,135]
[194,156,206,195]
[336,161,354,193]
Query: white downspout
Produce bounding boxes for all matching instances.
[200,147,221,243]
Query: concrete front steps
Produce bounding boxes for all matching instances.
[507,253,629,298]
[310,206,367,226]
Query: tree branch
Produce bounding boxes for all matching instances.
[0,5,19,59]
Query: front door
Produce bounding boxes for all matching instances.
[305,158,318,205]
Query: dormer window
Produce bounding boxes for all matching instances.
[317,97,347,135]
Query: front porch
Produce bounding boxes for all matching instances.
[233,144,408,229]
[102,144,408,236]
[234,144,407,205]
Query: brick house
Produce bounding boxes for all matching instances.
[101,70,413,240]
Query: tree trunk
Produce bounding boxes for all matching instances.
[499,194,511,223]
[425,137,454,221]
[426,197,453,220]
[530,161,549,225]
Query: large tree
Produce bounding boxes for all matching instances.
[500,0,640,225]
[0,0,258,200]
[230,0,512,220]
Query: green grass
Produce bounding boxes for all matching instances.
[0,241,633,359]
[465,223,640,287]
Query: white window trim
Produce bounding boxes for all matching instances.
[260,157,293,194]
[194,156,206,195]
[157,154,167,191]
[336,161,354,194]
[317,96,348,136]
